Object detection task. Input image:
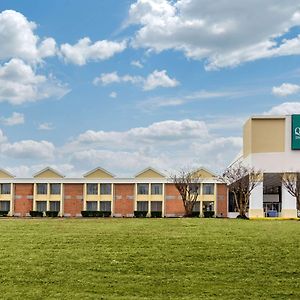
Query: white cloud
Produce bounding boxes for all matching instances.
[109,92,117,98]
[1,112,24,126]
[93,69,179,91]
[0,58,70,105]
[266,102,300,115]
[60,37,126,65]
[272,83,300,97]
[131,60,143,68]
[38,122,55,130]
[0,139,55,160]
[143,70,179,90]
[0,10,56,62]
[127,0,300,70]
[139,89,249,110]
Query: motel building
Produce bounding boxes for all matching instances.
[0,167,228,218]
[229,115,300,219]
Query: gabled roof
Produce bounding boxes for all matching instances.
[193,167,218,179]
[0,168,15,178]
[134,167,166,179]
[83,167,115,179]
[33,167,65,179]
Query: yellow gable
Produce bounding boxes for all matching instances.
[34,169,63,179]
[84,169,114,179]
[0,169,14,178]
[136,169,165,179]
[193,169,215,179]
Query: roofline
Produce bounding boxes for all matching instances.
[0,168,15,178]
[33,167,65,178]
[83,166,116,178]
[134,166,166,178]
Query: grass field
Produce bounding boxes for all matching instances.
[0,218,299,299]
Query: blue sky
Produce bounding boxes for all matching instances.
[0,0,300,177]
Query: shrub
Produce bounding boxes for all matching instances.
[191,212,200,218]
[46,211,59,218]
[134,211,148,218]
[99,211,111,217]
[151,211,162,218]
[203,211,215,218]
[81,211,111,217]
[0,211,9,217]
[30,211,43,217]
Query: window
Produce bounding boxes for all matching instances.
[36,201,47,212]
[203,183,214,195]
[137,201,148,212]
[192,202,200,212]
[190,184,200,194]
[100,201,111,212]
[86,201,98,211]
[151,184,162,195]
[203,201,214,212]
[0,201,10,211]
[137,184,149,195]
[50,184,61,195]
[87,184,98,195]
[100,184,111,195]
[37,183,47,195]
[151,201,162,212]
[1,184,11,194]
[50,201,60,212]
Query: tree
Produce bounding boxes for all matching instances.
[171,169,202,217]
[221,162,262,218]
[281,172,300,211]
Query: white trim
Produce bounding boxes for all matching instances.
[33,167,65,178]
[134,167,166,178]
[0,168,15,178]
[83,167,116,178]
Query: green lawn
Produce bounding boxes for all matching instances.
[0,219,299,299]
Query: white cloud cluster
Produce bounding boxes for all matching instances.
[0,58,70,105]
[1,112,24,126]
[0,129,55,160]
[93,69,179,90]
[128,0,300,69]
[266,102,300,115]
[38,122,55,130]
[272,83,300,97]
[0,10,56,62]
[60,37,126,65]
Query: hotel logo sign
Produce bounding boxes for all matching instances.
[292,115,300,150]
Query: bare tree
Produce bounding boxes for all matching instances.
[171,169,202,217]
[221,162,262,218]
[281,172,300,211]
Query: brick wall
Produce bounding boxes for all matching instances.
[64,184,83,217]
[165,184,185,216]
[216,183,228,217]
[14,184,33,217]
[114,184,134,217]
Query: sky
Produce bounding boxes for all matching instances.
[0,0,300,178]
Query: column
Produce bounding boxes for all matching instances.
[162,183,165,217]
[281,184,297,218]
[249,181,264,218]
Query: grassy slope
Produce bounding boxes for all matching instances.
[0,218,299,299]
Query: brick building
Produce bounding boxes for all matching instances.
[0,166,228,218]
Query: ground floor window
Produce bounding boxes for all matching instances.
[86,201,98,211]
[203,201,214,212]
[100,201,111,212]
[137,201,148,212]
[151,201,162,212]
[50,201,60,212]
[0,201,10,211]
[36,201,47,212]
[192,201,200,212]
